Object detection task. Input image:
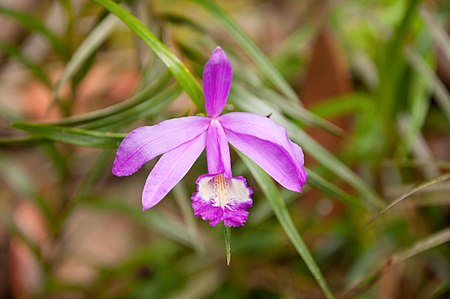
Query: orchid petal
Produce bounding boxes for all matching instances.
[206,119,232,177]
[142,133,206,210]
[192,174,253,227]
[220,112,307,187]
[225,131,303,191]
[112,116,210,177]
[203,47,232,117]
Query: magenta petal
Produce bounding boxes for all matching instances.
[206,119,231,177]
[112,116,209,177]
[220,112,307,190]
[203,47,232,117]
[142,133,206,210]
[192,174,253,227]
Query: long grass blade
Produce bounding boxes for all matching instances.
[53,71,172,127]
[191,0,299,103]
[233,87,383,208]
[0,40,51,86]
[306,168,364,209]
[240,154,335,299]
[367,172,450,225]
[0,5,68,56]
[94,0,204,110]
[11,122,124,148]
[53,13,119,101]
[342,228,450,298]
[405,47,450,122]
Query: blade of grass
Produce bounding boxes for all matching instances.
[0,40,51,87]
[306,168,364,209]
[0,136,47,146]
[11,122,124,148]
[53,13,119,101]
[233,87,383,208]
[53,71,172,127]
[367,172,450,225]
[0,5,68,56]
[84,197,196,248]
[173,183,205,255]
[191,0,300,103]
[240,85,344,137]
[94,0,204,110]
[0,153,53,221]
[240,154,335,299]
[83,84,181,130]
[224,226,231,265]
[341,228,450,299]
[405,47,450,123]
[420,6,450,68]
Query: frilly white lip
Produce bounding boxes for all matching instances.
[192,174,253,227]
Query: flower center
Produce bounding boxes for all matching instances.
[212,174,229,208]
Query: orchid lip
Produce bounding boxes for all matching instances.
[192,173,253,227]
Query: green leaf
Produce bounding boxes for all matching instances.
[94,0,204,110]
[405,47,450,123]
[233,87,383,209]
[0,153,53,220]
[240,154,335,299]
[11,122,124,148]
[224,226,231,265]
[367,172,450,225]
[53,13,119,101]
[0,40,52,87]
[191,0,299,103]
[306,168,364,209]
[343,227,450,298]
[239,85,344,137]
[53,71,172,127]
[0,5,69,57]
[83,84,180,130]
[393,227,450,263]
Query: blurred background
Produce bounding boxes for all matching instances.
[0,0,449,298]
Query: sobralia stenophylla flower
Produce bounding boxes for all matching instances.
[112,47,307,227]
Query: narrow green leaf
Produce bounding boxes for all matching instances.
[224,226,231,266]
[11,122,124,148]
[53,71,172,127]
[0,136,47,146]
[240,154,335,299]
[94,0,204,110]
[0,40,52,87]
[0,153,53,220]
[51,150,115,237]
[239,85,344,137]
[53,14,119,100]
[367,172,450,225]
[393,227,450,263]
[342,228,450,298]
[420,7,450,71]
[173,183,205,255]
[306,168,364,209]
[191,0,299,103]
[0,5,68,56]
[83,84,180,130]
[405,47,450,123]
[84,198,196,248]
[233,87,383,209]
[309,93,373,120]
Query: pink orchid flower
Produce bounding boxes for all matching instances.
[112,47,307,227]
